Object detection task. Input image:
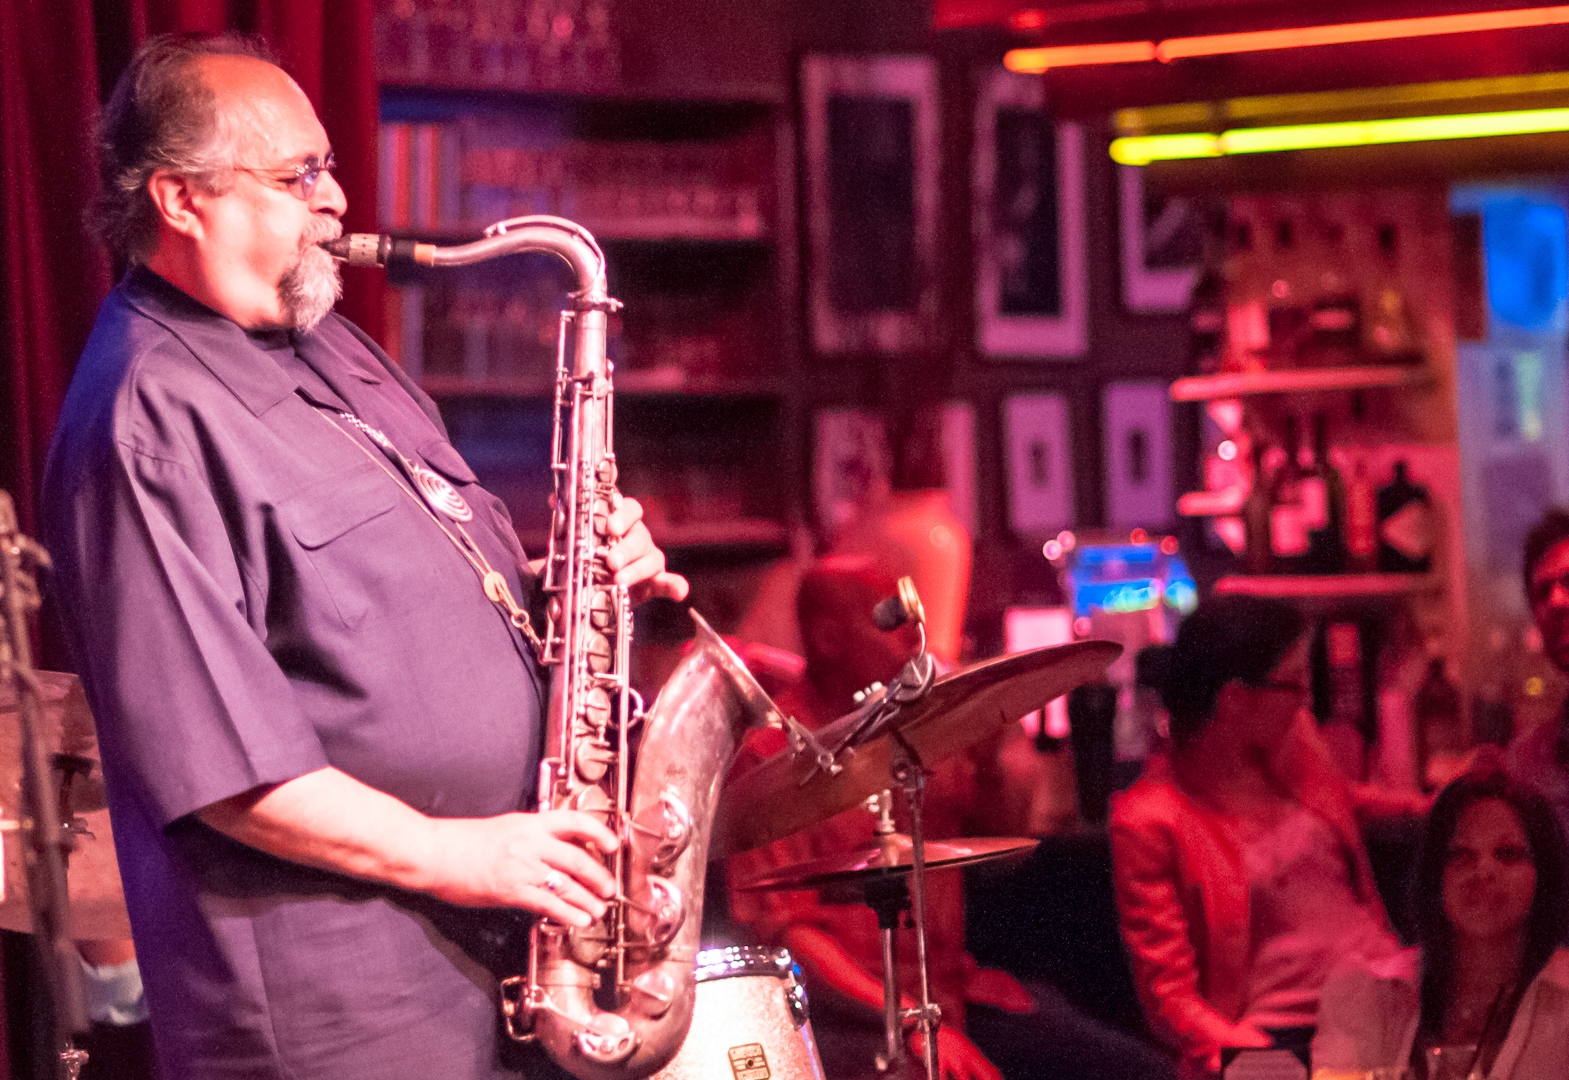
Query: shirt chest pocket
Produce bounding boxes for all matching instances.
[279,462,402,629]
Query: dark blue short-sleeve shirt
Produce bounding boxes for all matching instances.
[44,267,546,1079]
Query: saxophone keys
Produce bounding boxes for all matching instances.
[587,589,616,630]
[629,968,677,1018]
[576,1012,638,1064]
[584,632,613,673]
[574,737,614,783]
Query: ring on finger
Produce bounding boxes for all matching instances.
[542,870,563,894]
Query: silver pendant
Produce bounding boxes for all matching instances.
[411,462,473,521]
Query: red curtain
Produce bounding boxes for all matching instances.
[0,0,382,538]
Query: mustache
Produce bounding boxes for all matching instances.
[301,215,343,251]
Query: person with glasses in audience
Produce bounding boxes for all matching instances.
[43,32,683,1080]
[1314,767,1569,1079]
[1111,595,1399,1078]
[1508,509,1569,840]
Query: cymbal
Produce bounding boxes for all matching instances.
[0,671,129,939]
[0,671,106,812]
[712,639,1120,857]
[0,807,131,940]
[734,835,1039,891]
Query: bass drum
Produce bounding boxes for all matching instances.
[653,947,825,1080]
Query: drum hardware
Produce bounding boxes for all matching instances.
[711,638,1121,860]
[1,491,92,1078]
[725,578,1087,1080]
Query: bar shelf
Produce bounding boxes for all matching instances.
[1213,573,1440,599]
[1170,365,1433,402]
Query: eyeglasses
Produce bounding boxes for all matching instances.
[234,151,336,201]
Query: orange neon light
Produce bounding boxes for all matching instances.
[1005,41,1155,73]
[1156,5,1569,61]
[1001,5,1569,73]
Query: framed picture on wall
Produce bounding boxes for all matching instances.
[1103,381,1173,530]
[812,408,891,537]
[1118,165,1204,312]
[801,56,940,355]
[1004,393,1075,535]
[972,68,1086,359]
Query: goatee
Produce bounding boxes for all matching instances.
[280,217,344,332]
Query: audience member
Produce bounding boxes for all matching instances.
[1111,595,1398,1077]
[1508,508,1569,837]
[728,555,1172,1080]
[1314,767,1569,1078]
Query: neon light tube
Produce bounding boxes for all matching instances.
[1156,6,1569,61]
[1000,5,1569,73]
[1109,107,1569,165]
[1005,41,1154,73]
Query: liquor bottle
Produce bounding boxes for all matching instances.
[1304,218,1360,368]
[1243,439,1273,574]
[1188,268,1227,375]
[1366,223,1419,363]
[1268,418,1311,573]
[1376,460,1435,574]
[1344,450,1378,572]
[1471,624,1516,747]
[1303,413,1345,573]
[1263,216,1311,369]
[1313,619,1372,779]
[1414,656,1464,791]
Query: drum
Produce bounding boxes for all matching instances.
[653,946,825,1080]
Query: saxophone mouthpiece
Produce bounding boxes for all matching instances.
[319,233,436,268]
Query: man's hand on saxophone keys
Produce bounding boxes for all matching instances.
[424,809,622,927]
[601,493,690,604]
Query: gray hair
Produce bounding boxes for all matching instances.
[91,33,278,264]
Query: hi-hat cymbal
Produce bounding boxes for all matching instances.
[734,835,1039,891]
[0,671,129,939]
[712,639,1120,857]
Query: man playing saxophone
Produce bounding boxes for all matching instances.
[43,33,685,1080]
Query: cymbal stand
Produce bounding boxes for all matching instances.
[891,743,939,1080]
[0,492,89,1078]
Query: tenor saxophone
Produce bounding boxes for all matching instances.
[325,216,784,1079]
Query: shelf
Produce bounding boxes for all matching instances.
[1213,573,1440,599]
[379,79,786,110]
[422,370,783,399]
[1170,365,1433,402]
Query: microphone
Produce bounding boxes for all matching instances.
[320,233,435,268]
[872,576,926,631]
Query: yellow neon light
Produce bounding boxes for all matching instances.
[1108,107,1569,165]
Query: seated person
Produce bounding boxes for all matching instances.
[728,555,1173,1080]
[1111,595,1399,1078]
[1314,767,1569,1079]
[1509,508,1569,838]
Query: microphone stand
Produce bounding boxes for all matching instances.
[0,493,89,1078]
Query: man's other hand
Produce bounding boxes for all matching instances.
[602,494,689,604]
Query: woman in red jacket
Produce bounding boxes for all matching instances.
[1110,595,1399,1078]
